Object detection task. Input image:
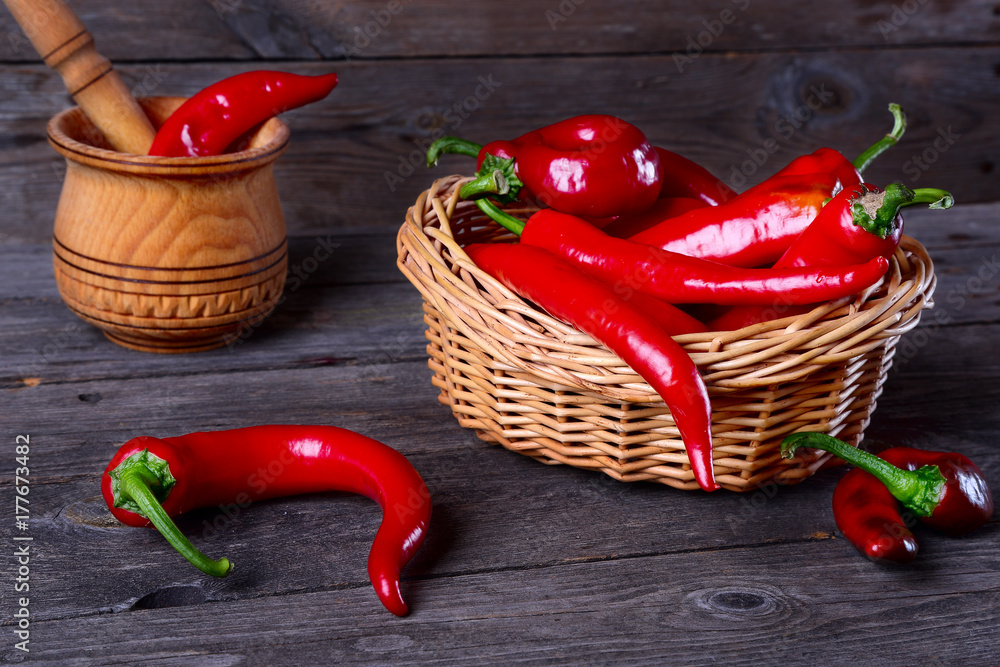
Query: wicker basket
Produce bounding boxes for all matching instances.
[397,175,937,492]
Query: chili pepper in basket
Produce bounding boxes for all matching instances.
[625,104,907,268]
[148,71,338,157]
[707,183,953,330]
[464,242,719,492]
[102,425,431,616]
[782,433,993,560]
[426,114,661,218]
[460,176,889,308]
[653,147,737,205]
[601,196,709,238]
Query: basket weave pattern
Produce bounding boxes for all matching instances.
[397,176,937,491]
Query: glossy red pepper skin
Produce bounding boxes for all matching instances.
[518,209,890,306]
[102,425,430,616]
[654,147,737,205]
[627,171,842,268]
[602,196,709,238]
[774,147,861,191]
[879,447,994,536]
[708,183,952,330]
[833,466,919,564]
[465,242,719,492]
[148,71,338,157]
[471,115,661,218]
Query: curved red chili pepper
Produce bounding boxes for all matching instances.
[708,183,953,330]
[465,242,719,492]
[831,466,919,564]
[148,71,338,157]
[653,147,737,205]
[782,434,993,561]
[427,115,661,218]
[514,208,890,306]
[101,425,431,616]
[623,104,907,267]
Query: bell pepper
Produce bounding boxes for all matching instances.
[426,114,661,218]
[102,425,431,616]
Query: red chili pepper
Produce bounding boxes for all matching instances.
[464,242,719,492]
[602,196,709,238]
[148,71,338,157]
[653,147,737,205]
[624,104,907,268]
[426,114,661,218]
[708,183,953,330]
[782,433,993,561]
[830,466,919,563]
[101,425,431,616]
[459,177,890,309]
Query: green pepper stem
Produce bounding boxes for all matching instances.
[459,169,509,200]
[781,432,946,517]
[426,136,483,167]
[852,103,907,174]
[850,183,953,239]
[471,195,526,236]
[112,453,232,578]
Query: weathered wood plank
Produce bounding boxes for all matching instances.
[9,537,999,665]
[0,0,997,63]
[0,48,997,242]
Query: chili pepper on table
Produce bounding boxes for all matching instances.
[707,183,953,331]
[625,104,907,267]
[781,433,993,561]
[464,242,719,492]
[426,114,662,218]
[102,425,431,616]
[461,178,890,308]
[148,71,338,157]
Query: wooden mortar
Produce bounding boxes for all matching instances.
[47,97,290,353]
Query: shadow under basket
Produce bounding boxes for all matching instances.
[397,175,937,492]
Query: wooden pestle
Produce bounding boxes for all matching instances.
[3,0,156,154]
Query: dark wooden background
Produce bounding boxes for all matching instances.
[1,1,998,665]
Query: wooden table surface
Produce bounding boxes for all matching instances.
[1,2,997,665]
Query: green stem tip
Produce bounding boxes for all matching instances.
[109,450,232,578]
[472,196,526,236]
[781,432,946,517]
[426,136,483,167]
[459,169,509,200]
[852,103,907,174]
[851,183,954,239]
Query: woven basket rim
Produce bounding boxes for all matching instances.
[398,174,936,402]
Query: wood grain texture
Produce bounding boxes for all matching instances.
[0,0,997,62]
[1,46,997,244]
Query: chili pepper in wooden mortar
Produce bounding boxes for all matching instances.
[102,425,431,616]
[426,114,662,218]
[781,433,993,561]
[624,104,907,267]
[148,71,338,157]
[464,242,720,492]
[708,182,953,331]
[460,176,890,308]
